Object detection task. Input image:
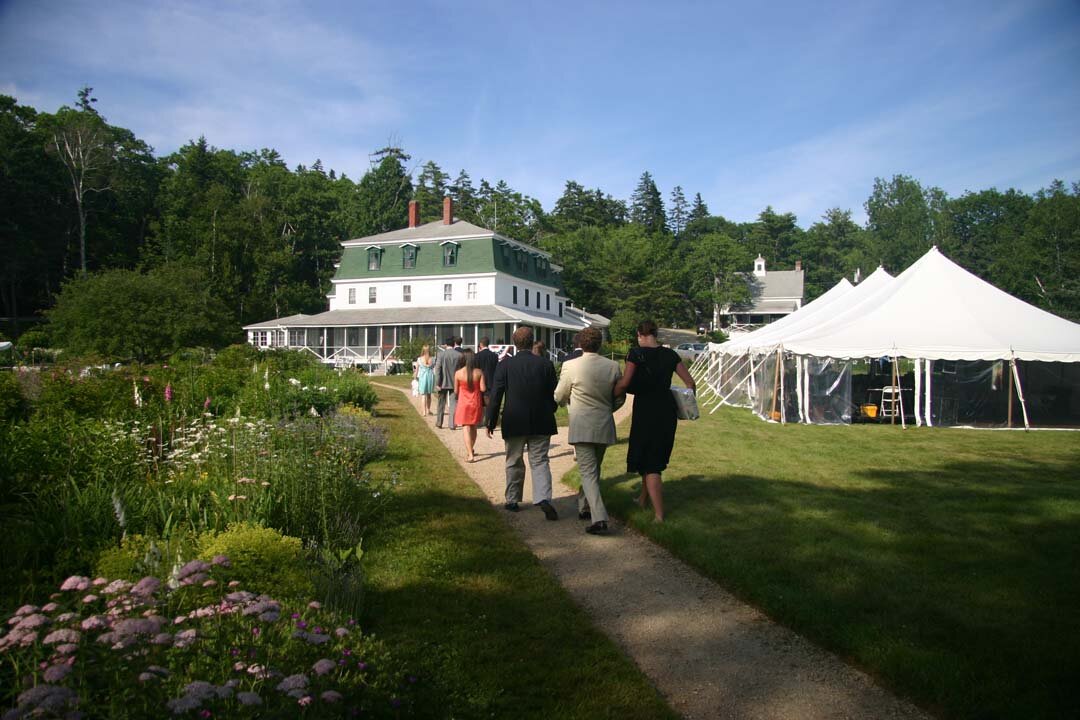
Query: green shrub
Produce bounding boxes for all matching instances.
[94,533,198,582]
[197,523,315,600]
[0,372,27,422]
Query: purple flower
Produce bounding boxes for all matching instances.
[131,577,161,596]
[321,690,343,703]
[15,604,39,616]
[391,698,402,708]
[276,674,308,697]
[43,663,72,683]
[312,658,335,676]
[204,396,212,411]
[296,619,308,629]
[177,560,210,579]
[165,383,173,403]
[237,692,261,706]
[251,627,261,637]
[16,685,78,714]
[55,643,79,655]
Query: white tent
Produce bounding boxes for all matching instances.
[694,248,1080,428]
[695,269,892,413]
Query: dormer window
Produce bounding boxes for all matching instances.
[402,245,417,269]
[442,242,459,267]
[368,247,382,271]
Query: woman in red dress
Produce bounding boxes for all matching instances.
[454,349,487,462]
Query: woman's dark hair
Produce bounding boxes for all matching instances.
[458,348,477,390]
[636,320,659,338]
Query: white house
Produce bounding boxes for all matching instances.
[716,255,805,334]
[244,198,603,368]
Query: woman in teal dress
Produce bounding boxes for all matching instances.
[415,345,436,415]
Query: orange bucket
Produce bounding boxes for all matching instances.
[861,404,878,418]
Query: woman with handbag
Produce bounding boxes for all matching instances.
[613,320,696,523]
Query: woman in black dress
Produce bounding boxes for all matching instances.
[614,320,696,522]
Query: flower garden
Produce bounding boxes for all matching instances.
[0,345,418,717]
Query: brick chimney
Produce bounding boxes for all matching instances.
[443,196,453,225]
[795,260,802,272]
[408,200,419,228]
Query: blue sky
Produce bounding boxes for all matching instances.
[2,0,1078,226]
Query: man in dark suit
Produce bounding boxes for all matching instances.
[434,336,462,429]
[485,326,559,520]
[564,333,584,362]
[474,336,499,405]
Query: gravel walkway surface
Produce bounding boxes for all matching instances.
[375,383,931,720]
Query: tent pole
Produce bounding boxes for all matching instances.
[914,358,922,427]
[895,356,907,430]
[769,349,781,422]
[795,354,804,423]
[1010,358,1030,431]
[779,349,787,424]
[925,360,933,427]
[1007,361,1014,429]
[890,357,897,426]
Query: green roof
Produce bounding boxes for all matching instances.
[334,236,563,290]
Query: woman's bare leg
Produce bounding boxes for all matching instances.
[645,472,664,522]
[464,425,477,460]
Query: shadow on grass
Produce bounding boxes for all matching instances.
[598,456,1080,720]
[362,385,677,720]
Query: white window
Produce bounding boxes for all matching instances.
[253,331,268,347]
[289,329,306,346]
[467,282,477,299]
[368,248,382,270]
[348,287,356,304]
[402,246,416,269]
[369,287,377,304]
[403,284,411,302]
[444,283,452,301]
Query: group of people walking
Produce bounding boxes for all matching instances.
[414,320,695,533]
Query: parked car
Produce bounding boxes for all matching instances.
[674,342,707,363]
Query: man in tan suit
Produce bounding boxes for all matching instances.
[554,327,624,535]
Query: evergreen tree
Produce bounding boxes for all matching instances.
[629,171,667,235]
[689,193,709,225]
[449,169,478,224]
[353,146,413,236]
[669,185,688,238]
[413,160,449,223]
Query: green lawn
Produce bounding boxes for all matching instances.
[590,402,1080,720]
[360,386,676,719]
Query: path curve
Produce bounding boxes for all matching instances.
[374,382,930,720]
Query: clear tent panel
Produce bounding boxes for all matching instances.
[1017,360,1080,427]
[804,357,854,424]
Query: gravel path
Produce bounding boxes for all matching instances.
[375,383,931,720]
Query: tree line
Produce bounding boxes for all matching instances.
[2,89,1077,358]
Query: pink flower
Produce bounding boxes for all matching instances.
[41,603,58,613]
[312,658,335,676]
[92,577,108,586]
[15,605,38,616]
[165,383,173,402]
[298,696,312,707]
[204,397,212,411]
[55,643,79,655]
[43,629,81,645]
[60,576,90,591]
[307,601,321,610]
[82,594,99,604]
[321,690,343,703]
